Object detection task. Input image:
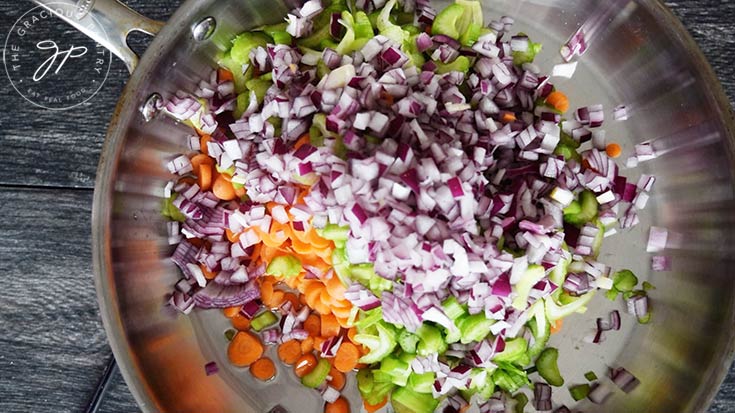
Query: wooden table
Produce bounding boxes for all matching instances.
[1,1,733,412]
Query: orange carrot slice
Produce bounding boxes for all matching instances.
[228,331,263,367]
[250,357,276,381]
[333,342,360,373]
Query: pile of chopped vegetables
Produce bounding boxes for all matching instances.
[161,0,661,411]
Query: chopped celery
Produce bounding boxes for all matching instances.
[298,0,348,49]
[457,313,494,344]
[404,34,427,68]
[335,11,372,55]
[402,24,421,35]
[584,371,598,381]
[492,363,530,393]
[251,310,278,331]
[298,24,332,49]
[230,32,270,63]
[354,11,374,38]
[512,265,546,310]
[391,386,440,413]
[512,39,542,66]
[219,55,252,93]
[379,355,412,386]
[545,291,596,321]
[612,269,638,292]
[398,329,420,353]
[642,281,656,291]
[432,0,482,41]
[435,55,471,74]
[563,190,599,226]
[265,254,302,278]
[245,77,272,105]
[415,324,447,356]
[513,393,529,413]
[234,91,251,119]
[591,220,605,257]
[215,164,236,175]
[459,22,482,46]
[357,368,374,394]
[554,143,581,162]
[442,296,468,320]
[318,223,350,241]
[407,372,435,394]
[365,380,396,406]
[377,0,409,45]
[373,369,394,383]
[558,130,581,149]
[493,338,528,363]
[162,194,187,222]
[527,301,550,358]
[536,348,564,386]
[261,23,292,45]
[301,358,331,388]
[569,383,591,401]
[355,307,384,331]
[355,321,397,364]
[224,329,236,341]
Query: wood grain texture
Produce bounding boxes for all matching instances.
[0,1,734,412]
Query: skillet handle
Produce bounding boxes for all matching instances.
[30,0,165,73]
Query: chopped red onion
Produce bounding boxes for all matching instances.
[204,361,219,376]
[611,367,640,393]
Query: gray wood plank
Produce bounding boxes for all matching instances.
[0,187,138,413]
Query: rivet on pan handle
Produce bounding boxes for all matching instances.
[30,0,165,73]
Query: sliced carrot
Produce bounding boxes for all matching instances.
[305,282,324,309]
[550,318,564,334]
[294,353,318,377]
[225,228,241,243]
[325,276,347,301]
[250,357,276,381]
[324,396,350,413]
[197,163,213,191]
[230,314,252,331]
[200,134,212,156]
[213,175,236,201]
[190,153,214,174]
[335,316,351,329]
[500,112,517,123]
[277,340,302,365]
[328,366,346,391]
[320,313,341,338]
[294,133,311,150]
[283,292,301,310]
[333,342,360,373]
[347,327,359,344]
[545,90,570,113]
[234,185,246,198]
[363,397,388,413]
[300,336,315,354]
[199,264,217,280]
[304,314,322,337]
[330,304,353,321]
[218,67,234,82]
[223,306,241,318]
[260,277,276,306]
[264,290,285,309]
[606,143,622,158]
[228,331,264,367]
[313,336,327,353]
[177,176,196,186]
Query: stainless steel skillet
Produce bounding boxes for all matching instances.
[35,0,735,411]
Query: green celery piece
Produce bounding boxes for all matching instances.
[245,77,272,105]
[355,307,383,332]
[365,380,396,406]
[299,24,332,49]
[432,4,464,39]
[591,220,605,257]
[642,281,656,291]
[396,11,416,25]
[261,23,292,45]
[402,24,421,35]
[457,313,494,344]
[459,22,482,46]
[415,324,447,356]
[373,369,394,383]
[404,34,427,68]
[162,194,187,222]
[391,387,440,413]
[215,164,236,175]
[558,130,581,149]
[435,56,471,74]
[512,39,543,66]
[230,32,270,63]
[379,355,411,386]
[493,338,528,363]
[265,254,302,278]
[408,372,435,394]
[513,393,529,413]
[234,91,251,119]
[335,12,360,55]
[564,190,599,225]
[218,54,252,93]
[354,321,397,364]
[548,251,571,291]
[562,200,582,216]
[605,289,620,301]
[224,329,236,341]
[492,363,530,393]
[512,265,546,310]
[442,296,468,320]
[357,368,374,394]
[527,301,551,358]
[376,0,409,45]
[318,223,350,241]
[569,383,591,401]
[301,358,331,388]
[545,291,596,321]
[554,144,582,162]
[398,329,420,354]
[612,269,638,292]
[536,348,564,386]
[251,310,278,331]
[585,371,598,381]
[354,11,374,38]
